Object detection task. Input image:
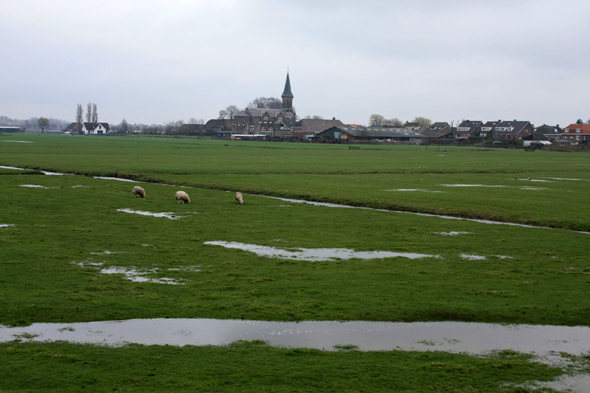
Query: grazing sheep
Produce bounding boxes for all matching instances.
[132,186,146,198]
[175,190,191,204]
[235,191,244,205]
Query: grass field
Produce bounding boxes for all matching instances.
[1,133,589,391]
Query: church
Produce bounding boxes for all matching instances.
[231,72,297,136]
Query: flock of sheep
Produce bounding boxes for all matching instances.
[132,185,244,205]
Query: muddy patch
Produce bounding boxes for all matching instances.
[204,241,441,261]
[117,208,193,220]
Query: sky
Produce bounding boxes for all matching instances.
[1,0,589,127]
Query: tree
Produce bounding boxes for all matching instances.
[76,104,83,125]
[413,116,432,127]
[218,105,241,119]
[120,119,129,133]
[247,97,282,109]
[576,119,584,124]
[37,117,49,133]
[389,117,403,127]
[91,103,98,123]
[368,114,386,126]
[86,103,92,122]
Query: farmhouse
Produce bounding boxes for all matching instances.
[454,120,482,139]
[492,120,533,141]
[65,122,110,135]
[315,126,425,143]
[561,123,590,144]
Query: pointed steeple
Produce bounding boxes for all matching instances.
[282,71,294,99]
[281,70,294,112]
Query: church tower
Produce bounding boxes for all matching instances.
[281,71,294,113]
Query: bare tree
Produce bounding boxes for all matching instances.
[76,104,83,125]
[219,105,241,119]
[37,117,49,133]
[389,118,403,127]
[91,103,98,123]
[247,97,282,109]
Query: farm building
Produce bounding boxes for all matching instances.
[315,126,425,143]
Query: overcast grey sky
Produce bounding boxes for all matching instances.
[2,0,589,126]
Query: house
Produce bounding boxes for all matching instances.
[418,122,453,141]
[492,120,533,141]
[454,120,482,139]
[291,118,345,140]
[531,124,561,142]
[561,123,590,144]
[64,122,110,134]
[82,122,110,134]
[479,121,500,139]
[315,126,426,143]
[403,122,428,133]
[65,123,83,134]
[232,107,296,136]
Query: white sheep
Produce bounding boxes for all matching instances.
[132,186,146,198]
[175,190,191,204]
[235,191,244,205]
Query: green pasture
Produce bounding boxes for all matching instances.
[1,133,589,391]
[0,341,575,393]
[2,133,589,230]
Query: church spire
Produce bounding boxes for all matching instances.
[281,70,294,112]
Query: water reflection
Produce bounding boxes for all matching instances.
[1,319,589,365]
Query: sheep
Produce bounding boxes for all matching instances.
[132,186,146,198]
[175,190,191,204]
[235,191,244,205]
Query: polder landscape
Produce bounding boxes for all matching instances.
[1,133,590,392]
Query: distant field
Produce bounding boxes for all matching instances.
[2,133,590,230]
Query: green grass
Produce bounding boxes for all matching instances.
[2,134,589,230]
[0,340,575,392]
[1,173,589,327]
[1,133,589,391]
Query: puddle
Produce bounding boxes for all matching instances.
[94,176,141,183]
[460,254,488,260]
[434,231,472,236]
[1,140,33,143]
[117,208,192,220]
[90,250,121,255]
[519,186,549,190]
[0,224,15,228]
[99,266,184,285]
[0,165,25,170]
[385,189,445,193]
[540,177,590,182]
[204,241,441,261]
[72,259,199,285]
[19,184,54,189]
[441,184,507,188]
[517,179,554,182]
[1,319,589,365]
[71,185,89,188]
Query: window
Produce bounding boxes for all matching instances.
[261,127,266,131]
[249,125,254,131]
